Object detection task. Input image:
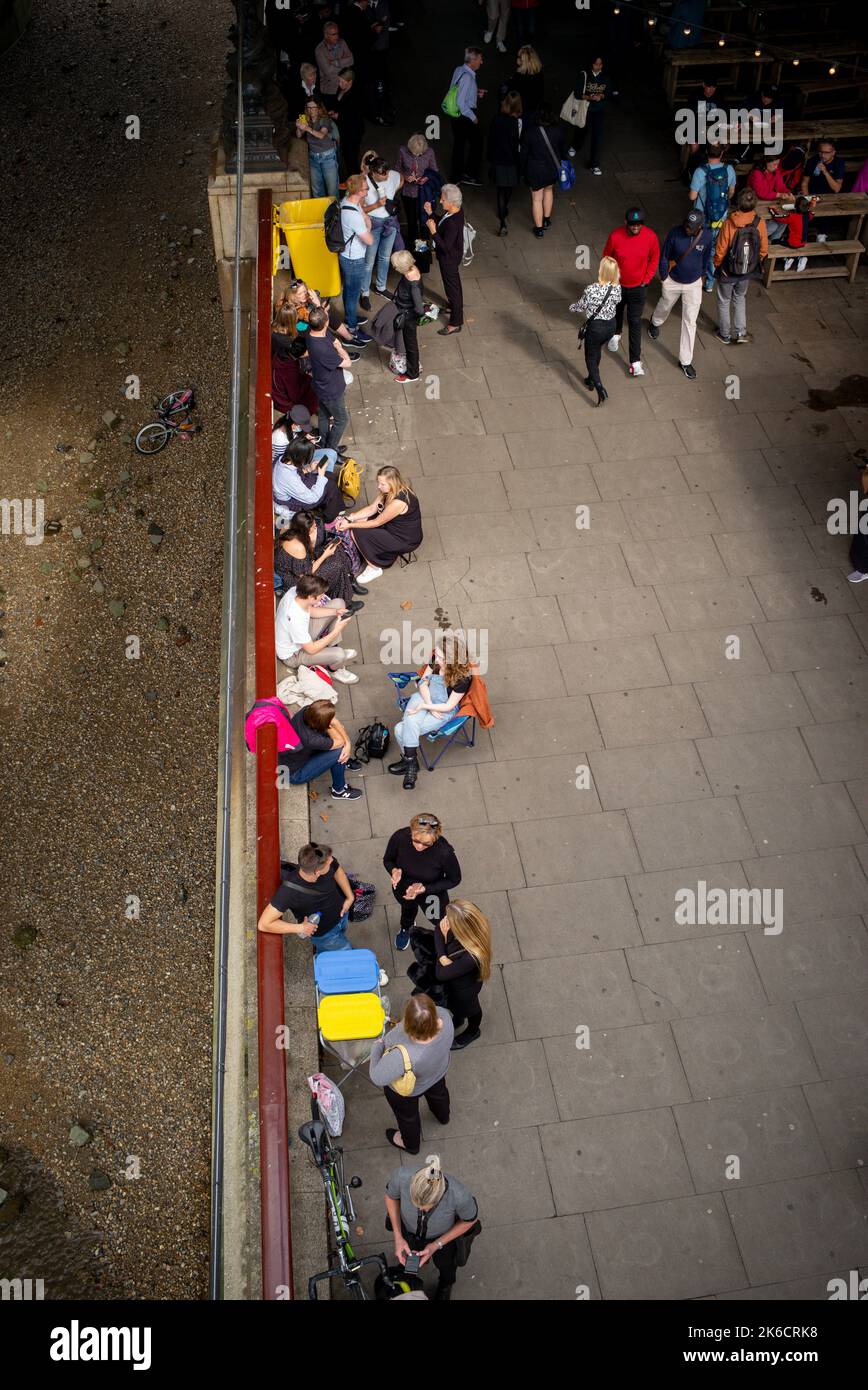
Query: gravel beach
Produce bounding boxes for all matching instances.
[0,0,231,1298]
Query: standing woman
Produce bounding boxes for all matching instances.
[295,98,341,200]
[521,106,567,238]
[360,152,404,308]
[334,465,423,583]
[435,900,492,1051]
[570,255,622,407]
[383,813,462,953]
[507,45,544,119]
[511,0,541,46]
[390,249,425,384]
[396,134,439,247]
[330,67,366,180]
[368,995,454,1155]
[571,55,609,176]
[487,92,523,237]
[383,1154,481,1300]
[423,183,465,336]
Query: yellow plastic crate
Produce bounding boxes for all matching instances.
[318,991,385,1042]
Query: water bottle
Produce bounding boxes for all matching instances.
[308,913,321,927]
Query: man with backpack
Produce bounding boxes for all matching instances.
[713,186,768,346]
[326,173,374,337]
[689,143,735,292]
[648,210,713,381]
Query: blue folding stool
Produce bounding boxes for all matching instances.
[387,671,477,772]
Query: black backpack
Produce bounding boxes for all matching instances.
[725,214,762,278]
[324,199,354,254]
[354,719,390,762]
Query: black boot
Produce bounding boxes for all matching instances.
[388,746,408,776]
[352,578,369,595]
[402,748,419,790]
[595,385,608,406]
[582,375,594,391]
[434,1281,453,1301]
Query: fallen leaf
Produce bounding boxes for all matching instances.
[320,812,329,823]
[400,599,412,610]
[355,1225,364,1236]
[308,789,318,801]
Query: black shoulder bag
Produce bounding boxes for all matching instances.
[577,285,613,342]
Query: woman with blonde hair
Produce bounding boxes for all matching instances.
[388,633,474,790]
[508,44,544,117]
[570,255,622,406]
[369,995,454,1156]
[383,1151,481,1299]
[396,133,440,246]
[435,900,492,1050]
[390,248,425,383]
[383,812,462,950]
[272,280,366,355]
[333,464,422,583]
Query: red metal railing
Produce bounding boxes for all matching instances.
[254,187,294,1298]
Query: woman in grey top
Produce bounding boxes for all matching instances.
[369,994,453,1155]
[295,98,340,200]
[384,1153,481,1300]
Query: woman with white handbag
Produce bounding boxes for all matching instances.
[562,55,609,176]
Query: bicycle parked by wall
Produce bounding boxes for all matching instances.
[298,1114,387,1300]
[134,388,200,454]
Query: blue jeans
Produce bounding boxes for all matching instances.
[309,148,340,200]
[289,749,346,791]
[339,254,368,331]
[395,675,452,749]
[362,218,398,295]
[312,911,352,954]
[317,393,349,451]
[314,447,338,473]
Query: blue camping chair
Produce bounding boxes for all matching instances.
[386,671,477,772]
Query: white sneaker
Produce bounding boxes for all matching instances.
[629,361,645,376]
[590,166,602,175]
[332,668,360,683]
[357,564,383,583]
[340,648,357,661]
[816,233,828,242]
[497,39,506,52]
[796,256,808,272]
[607,335,621,352]
[783,257,794,271]
[847,570,868,583]
[378,968,390,987]
[483,30,493,43]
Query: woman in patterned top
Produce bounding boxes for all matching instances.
[275,510,362,612]
[570,255,622,407]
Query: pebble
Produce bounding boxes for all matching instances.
[89,1171,112,1192]
[79,451,95,466]
[107,600,126,618]
[147,522,164,547]
[71,525,83,540]
[91,579,105,596]
[0,1189,8,1207]
[69,1124,92,1147]
[102,410,122,428]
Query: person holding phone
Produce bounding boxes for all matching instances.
[383,813,462,952]
[383,1152,481,1300]
[275,510,363,610]
[274,572,359,685]
[387,635,474,789]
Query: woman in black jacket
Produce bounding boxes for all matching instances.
[504,44,544,120]
[423,184,465,335]
[434,900,491,1051]
[383,813,462,955]
[389,249,425,383]
[521,107,567,238]
[487,91,523,237]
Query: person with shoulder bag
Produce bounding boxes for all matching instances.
[569,255,622,406]
[521,106,568,237]
[647,210,712,381]
[369,994,454,1155]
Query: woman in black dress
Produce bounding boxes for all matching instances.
[434,900,492,1051]
[487,91,523,237]
[521,106,567,238]
[275,510,363,612]
[333,466,422,583]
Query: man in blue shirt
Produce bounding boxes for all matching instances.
[447,47,485,186]
[647,210,713,381]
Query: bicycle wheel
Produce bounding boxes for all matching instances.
[135,422,170,455]
[159,388,194,415]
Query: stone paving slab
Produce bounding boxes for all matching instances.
[541,1108,695,1215]
[671,1005,822,1098]
[585,1195,747,1300]
[724,1172,868,1286]
[673,1088,829,1193]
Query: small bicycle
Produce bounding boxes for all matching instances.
[299,1112,387,1300]
[134,388,200,455]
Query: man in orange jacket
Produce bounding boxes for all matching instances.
[713,186,769,345]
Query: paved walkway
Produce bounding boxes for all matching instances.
[301,3,868,1300]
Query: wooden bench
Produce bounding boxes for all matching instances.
[763,238,865,285]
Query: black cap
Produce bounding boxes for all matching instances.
[290,404,313,427]
[685,210,703,228]
[625,206,645,225]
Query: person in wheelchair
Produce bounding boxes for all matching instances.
[383,812,462,955]
[388,634,474,789]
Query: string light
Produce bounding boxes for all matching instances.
[647,15,657,25]
[828,63,837,75]
[754,48,762,58]
[683,26,692,35]
[792,57,800,66]
[717,37,725,47]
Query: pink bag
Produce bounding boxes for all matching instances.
[244,697,302,754]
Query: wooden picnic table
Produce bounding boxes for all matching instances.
[663,48,780,105]
[679,117,868,167]
[756,192,867,284]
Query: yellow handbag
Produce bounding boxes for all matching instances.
[388,1043,417,1097]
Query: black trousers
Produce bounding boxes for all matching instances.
[438,255,464,327]
[384,1214,481,1290]
[402,317,420,379]
[614,283,646,364]
[402,195,422,246]
[582,318,612,389]
[393,885,449,933]
[496,185,514,225]
[449,114,481,182]
[575,109,604,168]
[447,982,483,1035]
[384,1075,450,1154]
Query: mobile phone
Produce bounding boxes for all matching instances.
[403,1252,422,1274]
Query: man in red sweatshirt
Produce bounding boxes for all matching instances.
[602,207,660,377]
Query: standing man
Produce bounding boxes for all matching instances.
[424,185,466,337]
[713,186,768,346]
[602,207,659,377]
[689,142,735,290]
[315,19,353,99]
[648,210,712,381]
[682,76,725,182]
[336,174,374,338]
[446,47,485,187]
[305,305,354,450]
[483,0,510,53]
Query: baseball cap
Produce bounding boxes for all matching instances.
[685,211,703,228]
[290,404,313,427]
[625,207,645,225]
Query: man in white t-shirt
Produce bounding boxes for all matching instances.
[359,157,403,306]
[338,173,374,335]
[275,573,359,683]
